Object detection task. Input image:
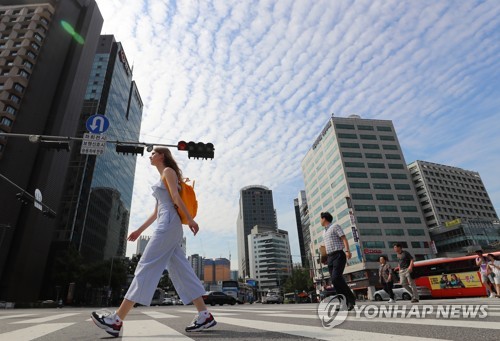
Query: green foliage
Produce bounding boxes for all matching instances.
[281,266,314,293]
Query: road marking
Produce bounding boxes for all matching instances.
[142,311,179,319]
[12,313,81,324]
[175,309,239,316]
[216,317,444,340]
[0,314,36,320]
[122,320,194,340]
[0,323,73,340]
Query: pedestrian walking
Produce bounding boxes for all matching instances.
[320,212,356,310]
[393,243,419,303]
[475,249,496,298]
[486,253,500,298]
[379,256,396,303]
[91,147,216,337]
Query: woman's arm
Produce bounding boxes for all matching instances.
[163,168,199,235]
[127,203,158,241]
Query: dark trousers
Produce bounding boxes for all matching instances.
[328,251,356,307]
[382,281,395,300]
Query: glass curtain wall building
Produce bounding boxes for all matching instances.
[51,35,143,265]
[301,115,432,298]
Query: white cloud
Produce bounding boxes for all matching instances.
[94,0,500,268]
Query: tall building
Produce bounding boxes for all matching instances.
[294,190,311,268]
[247,225,292,293]
[408,160,499,254]
[203,258,230,284]
[50,35,143,264]
[136,236,151,256]
[301,115,432,298]
[236,185,277,278]
[0,0,103,303]
[188,253,204,280]
[408,160,498,228]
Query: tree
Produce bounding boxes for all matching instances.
[282,266,314,294]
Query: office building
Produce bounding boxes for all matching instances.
[294,190,311,268]
[0,0,103,303]
[50,35,143,264]
[203,258,230,284]
[247,225,292,293]
[301,115,432,298]
[136,236,151,256]
[408,160,498,228]
[188,253,204,280]
[236,185,277,278]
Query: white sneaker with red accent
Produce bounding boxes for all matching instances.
[185,312,217,332]
[91,310,122,337]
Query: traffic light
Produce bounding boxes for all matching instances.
[116,144,144,155]
[177,141,214,159]
[42,209,57,219]
[39,140,71,151]
[16,192,34,205]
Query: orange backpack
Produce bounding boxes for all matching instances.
[162,177,198,225]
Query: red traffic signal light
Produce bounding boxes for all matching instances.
[177,141,214,159]
[177,141,188,150]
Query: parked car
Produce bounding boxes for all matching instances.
[162,297,173,306]
[373,284,432,301]
[264,293,283,304]
[202,291,237,306]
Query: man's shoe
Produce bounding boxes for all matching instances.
[185,312,217,332]
[489,293,496,298]
[411,298,419,303]
[91,311,122,337]
[388,299,396,303]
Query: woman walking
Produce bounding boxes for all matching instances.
[91,147,216,337]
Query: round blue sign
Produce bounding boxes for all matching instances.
[86,114,110,134]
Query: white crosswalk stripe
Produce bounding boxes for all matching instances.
[122,320,193,340]
[0,323,74,340]
[0,303,499,340]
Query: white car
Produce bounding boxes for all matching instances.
[373,284,431,301]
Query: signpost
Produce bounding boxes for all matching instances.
[81,115,109,155]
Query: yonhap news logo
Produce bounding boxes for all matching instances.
[317,299,488,329]
[317,294,349,329]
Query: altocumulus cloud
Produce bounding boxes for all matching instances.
[94,0,500,264]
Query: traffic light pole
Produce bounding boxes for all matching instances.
[0,172,57,218]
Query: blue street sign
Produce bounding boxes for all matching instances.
[86,114,109,134]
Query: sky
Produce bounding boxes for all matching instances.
[93,0,500,269]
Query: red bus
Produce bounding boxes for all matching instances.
[411,251,500,298]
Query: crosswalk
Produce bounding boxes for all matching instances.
[0,301,499,340]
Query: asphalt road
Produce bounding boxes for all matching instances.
[0,297,499,340]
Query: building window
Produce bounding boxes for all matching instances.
[365,153,383,159]
[382,217,401,223]
[354,205,376,211]
[14,83,25,93]
[376,194,394,200]
[345,162,365,168]
[382,144,398,150]
[335,124,355,130]
[23,61,33,69]
[367,163,385,169]
[31,42,40,50]
[5,106,17,115]
[34,33,43,42]
[340,142,360,148]
[8,95,20,104]
[394,184,411,190]
[392,173,408,179]
[388,163,404,169]
[397,194,414,201]
[400,206,418,212]
[342,152,362,158]
[41,17,49,25]
[379,135,395,141]
[27,51,37,59]
[370,173,388,179]
[408,229,425,236]
[377,126,392,132]
[385,229,404,236]
[1,117,13,126]
[363,241,385,248]
[351,193,373,200]
[379,205,397,212]
[411,242,421,248]
[347,172,368,178]
[357,125,374,131]
[404,217,422,224]
[349,182,370,189]
[385,154,401,160]
[363,143,380,149]
[373,183,391,189]
[389,241,408,248]
[360,134,377,140]
[18,70,30,78]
